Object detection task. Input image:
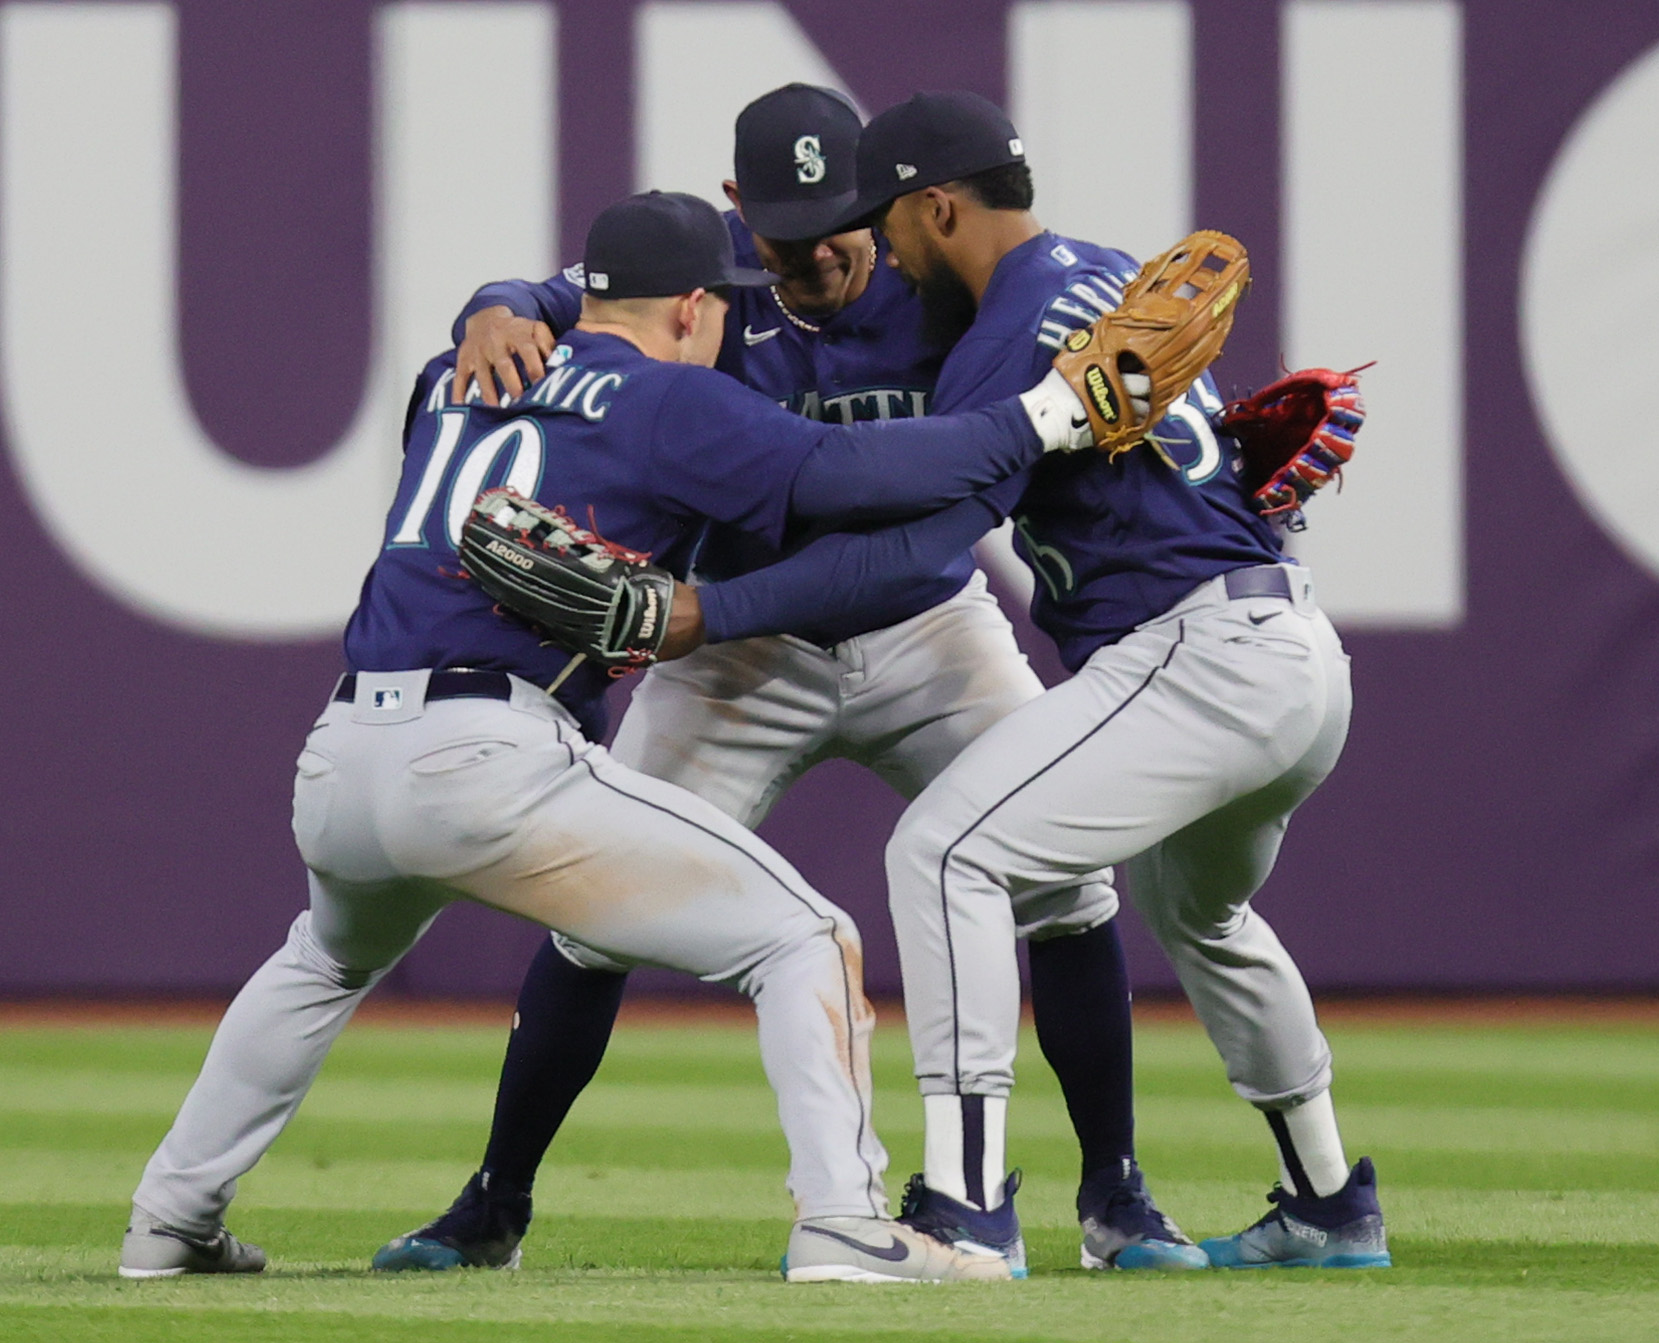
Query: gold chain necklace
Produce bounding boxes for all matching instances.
[769,239,879,335]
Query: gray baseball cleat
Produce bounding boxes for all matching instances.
[783,1215,1013,1283]
[119,1204,267,1279]
[1200,1156,1392,1269]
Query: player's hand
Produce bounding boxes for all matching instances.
[1124,371,1152,422]
[658,582,707,661]
[452,306,555,406]
[1018,367,1094,452]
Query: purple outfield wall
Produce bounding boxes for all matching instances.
[1,0,1656,1000]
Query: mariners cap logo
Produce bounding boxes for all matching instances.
[794,134,826,184]
[895,163,918,180]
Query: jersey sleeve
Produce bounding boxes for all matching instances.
[697,495,1004,645]
[647,367,1044,545]
[788,399,1042,521]
[642,369,825,550]
[450,272,584,344]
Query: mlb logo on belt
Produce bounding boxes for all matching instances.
[373,688,403,711]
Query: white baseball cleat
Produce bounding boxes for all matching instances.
[783,1215,1012,1283]
[119,1204,267,1279]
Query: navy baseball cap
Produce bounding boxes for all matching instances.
[837,90,1026,229]
[733,83,863,241]
[582,191,777,299]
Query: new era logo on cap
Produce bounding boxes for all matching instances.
[846,91,1028,228]
[586,271,610,290]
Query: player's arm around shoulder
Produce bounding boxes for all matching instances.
[451,270,584,406]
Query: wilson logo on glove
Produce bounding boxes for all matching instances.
[1083,365,1119,424]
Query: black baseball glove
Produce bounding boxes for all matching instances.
[459,488,674,671]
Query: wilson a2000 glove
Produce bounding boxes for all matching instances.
[460,487,674,671]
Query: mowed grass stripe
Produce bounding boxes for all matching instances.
[7,1020,1655,1083]
[2,1271,1658,1343]
[3,1063,1653,1154]
[9,1175,1659,1245]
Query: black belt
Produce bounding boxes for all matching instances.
[334,670,514,703]
[1222,566,1294,601]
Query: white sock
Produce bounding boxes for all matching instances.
[1268,1090,1349,1198]
[923,1094,1008,1210]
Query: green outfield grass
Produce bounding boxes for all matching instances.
[0,1012,1655,1342]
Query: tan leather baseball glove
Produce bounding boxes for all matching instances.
[1052,230,1251,458]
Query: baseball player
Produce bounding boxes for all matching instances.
[376,85,1200,1277]
[117,188,1104,1284]
[695,91,1389,1270]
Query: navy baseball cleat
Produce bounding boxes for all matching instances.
[119,1205,266,1279]
[1077,1161,1209,1271]
[372,1170,531,1271]
[1200,1156,1391,1269]
[896,1170,1027,1278]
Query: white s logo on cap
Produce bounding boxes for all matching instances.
[794,134,826,184]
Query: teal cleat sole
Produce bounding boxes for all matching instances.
[1199,1236,1391,1270]
[372,1235,517,1272]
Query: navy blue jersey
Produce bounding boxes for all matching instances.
[345,329,1042,733]
[703,232,1283,670]
[454,212,969,622]
[943,232,1282,669]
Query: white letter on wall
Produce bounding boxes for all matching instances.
[1281,0,1464,627]
[0,2,555,639]
[1522,40,1659,578]
[635,2,857,199]
[1009,1,1192,260]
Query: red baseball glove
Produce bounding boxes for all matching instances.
[1219,366,1368,522]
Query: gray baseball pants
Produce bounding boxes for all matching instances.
[132,671,888,1233]
[886,565,1347,1107]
